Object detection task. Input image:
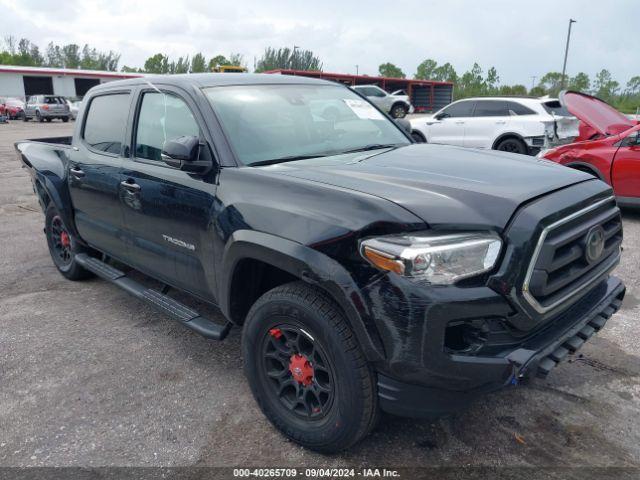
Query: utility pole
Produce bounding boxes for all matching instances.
[560,19,577,90]
[531,75,537,91]
[355,65,359,75]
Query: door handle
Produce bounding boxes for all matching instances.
[120,180,141,192]
[69,167,85,178]
[455,121,465,125]
[495,120,507,125]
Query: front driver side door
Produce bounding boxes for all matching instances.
[120,87,218,300]
[612,127,640,200]
[427,100,475,146]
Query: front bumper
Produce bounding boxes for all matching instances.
[377,276,625,417]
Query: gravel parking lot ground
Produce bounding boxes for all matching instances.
[1,121,639,475]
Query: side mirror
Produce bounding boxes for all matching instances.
[434,112,447,120]
[161,135,211,174]
[395,118,412,134]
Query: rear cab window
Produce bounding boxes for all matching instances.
[82,93,131,154]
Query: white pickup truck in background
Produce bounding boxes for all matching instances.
[351,84,414,118]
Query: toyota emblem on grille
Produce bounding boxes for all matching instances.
[585,225,605,264]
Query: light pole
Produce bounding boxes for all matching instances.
[531,75,537,91]
[560,19,577,90]
[355,65,359,75]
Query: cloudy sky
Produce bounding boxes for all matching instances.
[1,0,638,86]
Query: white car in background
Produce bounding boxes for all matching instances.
[66,98,81,120]
[409,96,579,155]
[351,84,413,118]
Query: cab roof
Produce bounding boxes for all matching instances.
[91,73,335,92]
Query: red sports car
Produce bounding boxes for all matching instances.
[541,91,640,207]
[0,97,25,119]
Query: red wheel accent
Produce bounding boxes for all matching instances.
[269,328,283,339]
[60,231,70,248]
[289,353,314,387]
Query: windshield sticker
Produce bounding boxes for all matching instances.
[343,99,385,120]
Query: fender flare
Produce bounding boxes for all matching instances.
[220,230,385,362]
[34,170,80,236]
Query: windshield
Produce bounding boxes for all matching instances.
[204,84,410,166]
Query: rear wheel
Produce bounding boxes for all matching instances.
[390,103,408,119]
[62,116,69,123]
[23,113,29,122]
[242,281,378,452]
[495,137,527,154]
[45,205,93,280]
[36,111,44,123]
[45,118,52,123]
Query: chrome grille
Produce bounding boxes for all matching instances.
[523,197,622,313]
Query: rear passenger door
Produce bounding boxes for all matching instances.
[119,87,218,299]
[463,100,511,148]
[68,91,131,257]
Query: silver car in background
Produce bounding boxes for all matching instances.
[24,95,71,123]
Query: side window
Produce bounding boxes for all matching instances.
[134,92,199,162]
[367,87,386,97]
[440,101,474,118]
[83,93,130,154]
[506,101,536,115]
[474,101,510,117]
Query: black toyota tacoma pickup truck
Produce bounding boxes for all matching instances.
[16,74,625,452]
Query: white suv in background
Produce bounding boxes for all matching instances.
[409,97,579,155]
[352,85,413,118]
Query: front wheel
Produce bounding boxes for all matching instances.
[62,116,69,123]
[242,282,378,453]
[495,137,527,155]
[45,205,93,280]
[411,131,426,143]
[390,103,408,118]
[36,111,44,123]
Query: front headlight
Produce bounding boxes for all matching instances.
[359,232,502,285]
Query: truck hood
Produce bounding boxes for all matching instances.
[560,90,634,137]
[269,144,591,231]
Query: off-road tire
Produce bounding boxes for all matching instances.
[242,281,379,453]
[45,204,93,280]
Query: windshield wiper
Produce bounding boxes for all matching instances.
[249,154,327,167]
[339,143,403,154]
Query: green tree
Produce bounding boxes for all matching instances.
[143,53,170,73]
[626,76,640,95]
[593,69,619,102]
[485,66,500,93]
[228,53,244,66]
[120,65,140,73]
[255,47,322,73]
[61,44,81,69]
[529,85,546,97]
[45,42,63,67]
[208,55,229,71]
[414,59,438,80]
[432,62,458,83]
[190,53,207,73]
[458,63,484,97]
[378,62,405,78]
[569,72,590,92]
[538,71,563,97]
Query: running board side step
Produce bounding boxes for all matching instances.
[75,254,232,341]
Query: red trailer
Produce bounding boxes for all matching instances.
[264,69,454,113]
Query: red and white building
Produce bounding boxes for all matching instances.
[0,65,142,98]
